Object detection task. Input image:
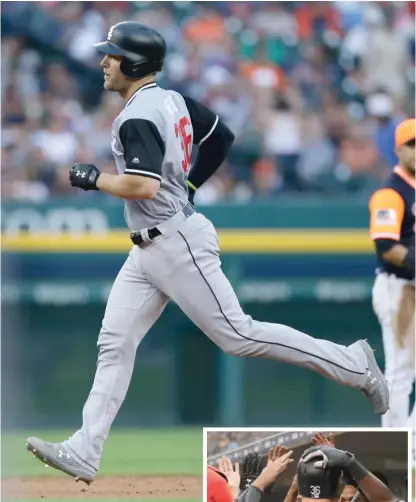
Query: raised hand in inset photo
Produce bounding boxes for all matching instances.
[252,450,294,492]
[267,444,289,465]
[240,452,263,491]
[312,432,335,447]
[218,455,240,500]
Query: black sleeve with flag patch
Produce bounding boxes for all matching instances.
[119,119,165,180]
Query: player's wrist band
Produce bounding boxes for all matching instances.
[347,459,369,482]
[186,179,197,192]
[249,484,265,496]
[403,247,415,272]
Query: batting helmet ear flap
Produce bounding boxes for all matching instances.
[120,58,164,79]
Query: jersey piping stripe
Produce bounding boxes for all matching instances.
[124,168,161,180]
[178,230,365,376]
[198,115,219,145]
[393,165,416,189]
[125,83,158,108]
[371,232,400,240]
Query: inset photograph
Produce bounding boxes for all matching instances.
[206,429,409,502]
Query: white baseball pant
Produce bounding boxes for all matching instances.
[372,272,415,427]
[63,211,369,471]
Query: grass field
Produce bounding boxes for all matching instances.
[2,428,202,502]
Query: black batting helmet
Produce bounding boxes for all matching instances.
[94,22,166,79]
[297,446,342,500]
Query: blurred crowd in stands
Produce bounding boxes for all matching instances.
[2,1,415,202]
[207,431,274,456]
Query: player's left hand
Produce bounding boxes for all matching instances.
[69,163,101,191]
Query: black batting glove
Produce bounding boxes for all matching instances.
[301,445,369,484]
[239,452,263,491]
[301,445,355,471]
[70,163,101,191]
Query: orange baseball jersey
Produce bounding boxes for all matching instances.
[369,165,415,279]
[207,465,234,502]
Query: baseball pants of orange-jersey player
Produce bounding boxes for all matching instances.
[409,407,415,467]
[62,211,370,471]
[372,272,415,427]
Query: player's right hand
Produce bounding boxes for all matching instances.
[69,163,101,191]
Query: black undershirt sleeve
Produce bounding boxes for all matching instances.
[183,96,234,192]
[374,238,397,254]
[119,118,165,181]
[375,238,415,272]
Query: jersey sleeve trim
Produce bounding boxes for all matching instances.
[119,118,165,178]
[198,115,219,145]
[371,232,401,241]
[369,188,404,241]
[124,168,162,181]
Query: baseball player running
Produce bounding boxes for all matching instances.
[369,118,415,428]
[26,22,388,484]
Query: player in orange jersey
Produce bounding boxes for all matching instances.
[369,118,415,427]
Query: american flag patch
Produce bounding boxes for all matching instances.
[375,208,397,226]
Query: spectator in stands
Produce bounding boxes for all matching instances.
[251,158,284,197]
[366,90,404,169]
[264,94,303,191]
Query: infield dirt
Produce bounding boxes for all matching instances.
[2,475,201,499]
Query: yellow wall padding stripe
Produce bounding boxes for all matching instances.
[1,230,372,254]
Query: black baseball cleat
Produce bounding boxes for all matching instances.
[26,437,95,485]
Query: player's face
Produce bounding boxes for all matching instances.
[100,54,128,92]
[397,140,415,173]
[339,485,366,502]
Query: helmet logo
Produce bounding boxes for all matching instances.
[107,25,115,41]
[310,486,321,499]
